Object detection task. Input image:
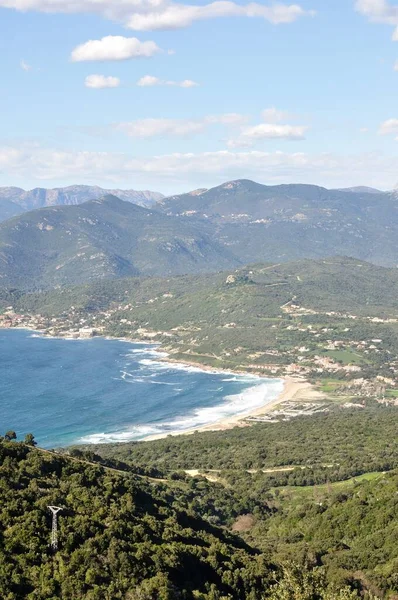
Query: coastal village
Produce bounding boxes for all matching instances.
[2,293,398,425]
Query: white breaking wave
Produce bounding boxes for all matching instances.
[127,348,168,359]
[79,378,284,445]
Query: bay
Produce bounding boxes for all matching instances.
[0,329,283,448]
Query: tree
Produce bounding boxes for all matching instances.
[4,430,16,441]
[24,433,37,447]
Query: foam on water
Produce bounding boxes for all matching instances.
[80,379,284,444]
[1,330,283,448]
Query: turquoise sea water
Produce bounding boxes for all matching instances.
[0,329,283,448]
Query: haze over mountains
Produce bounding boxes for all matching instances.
[0,185,163,222]
[1,178,398,290]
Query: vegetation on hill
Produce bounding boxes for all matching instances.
[87,405,398,481]
[5,258,398,388]
[3,178,398,290]
[160,179,398,267]
[0,438,370,600]
[86,404,398,598]
[0,196,238,290]
[0,439,275,599]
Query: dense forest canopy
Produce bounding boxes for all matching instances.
[1,403,397,599]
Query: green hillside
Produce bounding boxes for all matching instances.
[7,258,398,380]
[0,195,238,290]
[1,435,394,599]
[0,439,274,600]
[160,180,398,267]
[3,179,398,291]
[13,256,398,317]
[87,403,398,598]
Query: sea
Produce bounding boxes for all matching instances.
[0,329,284,449]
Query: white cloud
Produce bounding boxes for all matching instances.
[0,0,315,31]
[1,143,396,191]
[71,36,162,62]
[113,113,247,138]
[85,74,121,88]
[180,79,198,88]
[379,117,398,136]
[355,0,398,24]
[20,59,32,71]
[356,0,398,39]
[228,124,308,147]
[126,2,315,30]
[137,75,199,87]
[394,59,398,69]
[115,118,206,138]
[227,109,308,147]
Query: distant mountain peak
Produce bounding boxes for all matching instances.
[0,185,164,223]
[221,180,245,189]
[219,179,257,190]
[336,186,384,194]
[188,188,208,196]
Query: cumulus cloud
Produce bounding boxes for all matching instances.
[71,36,162,62]
[356,0,398,39]
[125,2,315,30]
[228,124,307,147]
[1,143,396,191]
[355,0,398,23]
[0,0,315,31]
[20,59,32,71]
[137,75,199,87]
[227,108,308,147]
[379,117,398,136]
[85,74,121,88]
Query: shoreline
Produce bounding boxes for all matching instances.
[2,325,318,444]
[144,376,314,441]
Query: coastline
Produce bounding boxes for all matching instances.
[144,376,316,442]
[1,325,318,443]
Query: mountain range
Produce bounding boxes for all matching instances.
[1,178,398,289]
[0,185,163,222]
[159,179,398,267]
[0,195,238,289]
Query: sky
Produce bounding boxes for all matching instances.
[2,0,398,194]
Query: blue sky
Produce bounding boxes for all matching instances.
[2,0,398,193]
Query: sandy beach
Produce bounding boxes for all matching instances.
[2,325,323,445]
[146,376,321,441]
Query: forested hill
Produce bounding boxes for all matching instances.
[0,195,238,290]
[1,434,396,599]
[10,256,398,317]
[0,439,274,599]
[160,179,398,267]
[4,257,398,378]
[3,179,398,291]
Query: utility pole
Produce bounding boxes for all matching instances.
[48,506,63,552]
